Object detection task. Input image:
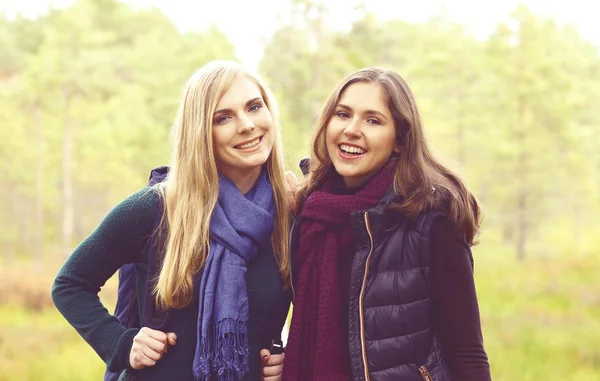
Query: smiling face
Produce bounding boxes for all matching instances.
[211,74,274,182]
[325,81,398,188]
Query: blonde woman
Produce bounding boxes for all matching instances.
[52,61,290,381]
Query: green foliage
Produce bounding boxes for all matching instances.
[1,0,599,378]
[259,2,600,260]
[0,0,236,258]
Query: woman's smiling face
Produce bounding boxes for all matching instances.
[326,81,398,187]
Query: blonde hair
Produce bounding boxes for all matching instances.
[153,61,290,310]
[297,67,481,245]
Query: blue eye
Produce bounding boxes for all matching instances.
[249,103,262,112]
[215,115,230,124]
[336,111,350,118]
[367,118,381,125]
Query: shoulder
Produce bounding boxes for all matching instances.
[119,187,161,211]
[98,187,162,233]
[429,216,474,269]
[407,208,449,238]
[429,216,458,241]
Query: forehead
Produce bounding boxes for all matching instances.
[338,82,388,113]
[216,74,263,109]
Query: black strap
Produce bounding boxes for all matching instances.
[268,291,290,354]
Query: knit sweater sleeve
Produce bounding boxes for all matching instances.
[429,217,492,381]
[51,187,159,373]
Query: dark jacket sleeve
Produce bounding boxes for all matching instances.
[429,217,492,381]
[51,188,158,372]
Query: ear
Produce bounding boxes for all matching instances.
[393,144,401,154]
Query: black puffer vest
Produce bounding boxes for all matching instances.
[291,187,471,381]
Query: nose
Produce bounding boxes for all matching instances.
[238,114,255,134]
[343,117,362,138]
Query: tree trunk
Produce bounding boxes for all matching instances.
[4,183,15,265]
[516,100,528,261]
[516,184,527,261]
[35,107,44,269]
[61,96,74,258]
[456,90,466,167]
[309,3,324,127]
[457,121,466,167]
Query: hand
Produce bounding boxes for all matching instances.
[260,348,285,381]
[129,327,177,370]
[284,171,299,215]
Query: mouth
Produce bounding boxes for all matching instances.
[234,136,263,150]
[338,143,367,158]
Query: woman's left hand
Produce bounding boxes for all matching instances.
[284,171,299,215]
[260,348,284,381]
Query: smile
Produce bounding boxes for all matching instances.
[235,136,262,150]
[339,143,367,156]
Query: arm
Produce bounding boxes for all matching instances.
[429,217,492,381]
[51,188,158,372]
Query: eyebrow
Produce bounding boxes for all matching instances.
[214,97,263,116]
[337,103,389,121]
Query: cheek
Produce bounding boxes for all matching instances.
[325,122,339,147]
[211,129,227,148]
[376,128,398,156]
[264,130,275,149]
[256,111,273,129]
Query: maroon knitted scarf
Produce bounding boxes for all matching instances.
[283,163,395,381]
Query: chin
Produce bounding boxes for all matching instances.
[246,156,270,169]
[332,161,359,175]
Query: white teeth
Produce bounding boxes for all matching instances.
[340,144,366,154]
[236,137,260,149]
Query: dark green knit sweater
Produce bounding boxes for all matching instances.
[51,188,290,381]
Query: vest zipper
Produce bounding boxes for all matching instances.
[359,212,374,381]
[419,365,433,381]
[289,219,297,300]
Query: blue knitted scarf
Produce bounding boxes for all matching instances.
[193,169,275,381]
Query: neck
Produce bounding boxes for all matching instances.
[221,166,262,195]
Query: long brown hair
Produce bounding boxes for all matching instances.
[297,67,481,245]
[153,61,290,310]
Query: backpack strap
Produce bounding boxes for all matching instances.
[267,289,291,354]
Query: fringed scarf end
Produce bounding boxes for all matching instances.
[194,318,249,381]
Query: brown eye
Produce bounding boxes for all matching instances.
[249,103,262,112]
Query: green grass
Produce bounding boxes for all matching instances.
[1,246,599,380]
[0,305,105,381]
[475,244,600,381]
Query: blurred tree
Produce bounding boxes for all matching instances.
[0,0,236,260]
[1,0,599,265]
[484,4,599,259]
[261,1,600,260]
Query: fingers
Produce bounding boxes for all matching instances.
[141,345,163,361]
[136,328,167,353]
[263,353,284,367]
[285,171,299,195]
[284,171,300,214]
[262,362,284,376]
[263,376,282,381]
[260,348,271,364]
[130,351,157,369]
[167,332,177,346]
[261,350,284,381]
[144,327,168,342]
[130,327,175,370]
